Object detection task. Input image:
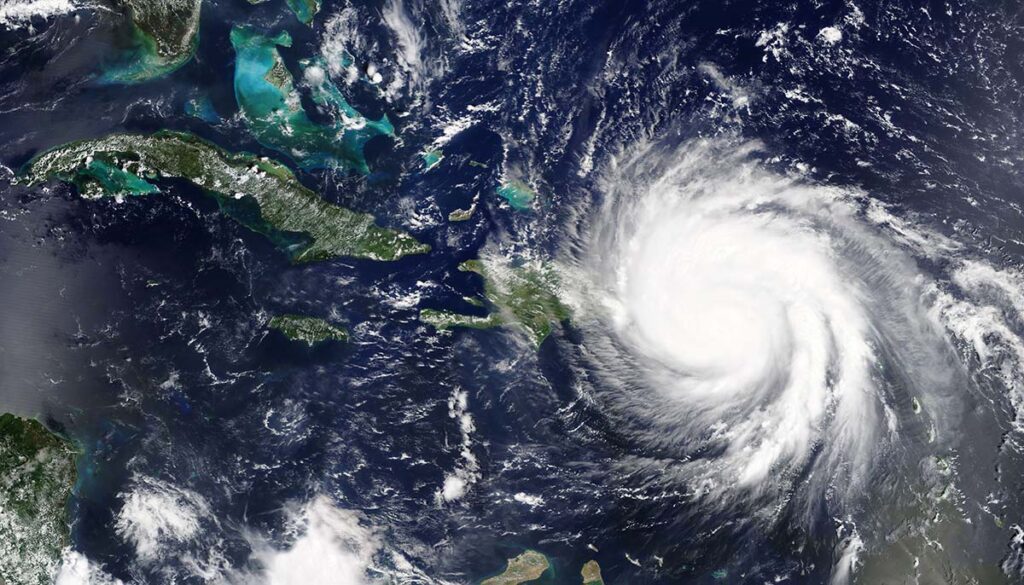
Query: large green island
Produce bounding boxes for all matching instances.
[0,414,78,585]
[421,258,570,348]
[21,131,430,263]
[269,314,348,346]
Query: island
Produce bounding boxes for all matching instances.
[231,27,393,173]
[481,550,550,585]
[104,0,202,83]
[268,314,348,346]
[448,192,479,222]
[21,131,430,263]
[419,258,570,348]
[0,414,78,585]
[581,560,604,585]
[422,149,444,171]
[496,179,537,211]
[284,0,320,24]
[420,309,500,331]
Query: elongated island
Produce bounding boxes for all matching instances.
[22,131,430,263]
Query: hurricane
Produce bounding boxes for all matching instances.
[5,0,1024,583]
[566,137,966,524]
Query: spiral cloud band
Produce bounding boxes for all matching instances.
[569,139,959,514]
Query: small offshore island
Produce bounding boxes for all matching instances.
[0,414,78,585]
[22,131,429,263]
[581,560,605,585]
[421,258,570,348]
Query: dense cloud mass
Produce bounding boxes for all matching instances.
[566,138,964,516]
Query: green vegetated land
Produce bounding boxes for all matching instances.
[0,414,78,585]
[104,0,203,83]
[421,258,570,348]
[268,314,348,346]
[22,131,429,263]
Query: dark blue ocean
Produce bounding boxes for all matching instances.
[2,0,1024,583]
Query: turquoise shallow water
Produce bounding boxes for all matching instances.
[231,28,293,124]
[496,180,536,211]
[230,26,392,173]
[83,160,160,196]
[284,0,320,24]
[101,15,197,84]
[185,95,220,124]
